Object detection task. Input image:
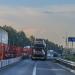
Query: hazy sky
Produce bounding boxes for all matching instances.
[0,0,75,46]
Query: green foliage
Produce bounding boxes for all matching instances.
[45,39,63,54]
[65,55,75,62]
[30,35,35,45]
[1,25,63,52]
[2,25,31,47]
[17,31,31,47]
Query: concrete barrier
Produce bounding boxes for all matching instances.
[0,57,21,69]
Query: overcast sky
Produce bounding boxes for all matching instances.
[0,0,75,46]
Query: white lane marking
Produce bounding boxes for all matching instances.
[57,63,75,74]
[37,68,65,71]
[32,64,36,75]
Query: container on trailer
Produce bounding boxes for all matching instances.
[0,28,8,59]
[0,28,8,44]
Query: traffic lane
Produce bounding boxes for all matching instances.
[36,60,75,75]
[0,59,74,75]
[0,59,36,75]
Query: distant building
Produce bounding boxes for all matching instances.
[0,27,8,44]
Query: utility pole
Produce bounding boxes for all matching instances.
[65,33,69,48]
[72,41,73,49]
[1,31,3,68]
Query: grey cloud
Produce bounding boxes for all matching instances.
[43,11,75,14]
[43,5,75,14]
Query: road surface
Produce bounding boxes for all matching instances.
[0,59,74,75]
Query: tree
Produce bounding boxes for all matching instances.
[45,39,63,54]
[2,25,18,45]
[30,35,35,45]
[2,25,31,47]
[17,31,31,47]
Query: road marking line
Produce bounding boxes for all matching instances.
[32,64,36,75]
[57,63,75,74]
[37,68,65,71]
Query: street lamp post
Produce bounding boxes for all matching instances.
[1,31,3,68]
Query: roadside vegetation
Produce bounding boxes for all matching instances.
[64,55,75,62]
[1,25,31,47]
[0,25,63,54]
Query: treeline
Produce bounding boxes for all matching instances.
[0,25,63,54]
[1,25,31,47]
[45,39,63,54]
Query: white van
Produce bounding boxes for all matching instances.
[47,50,54,59]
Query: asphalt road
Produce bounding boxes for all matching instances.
[0,59,75,75]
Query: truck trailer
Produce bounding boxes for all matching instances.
[31,38,46,60]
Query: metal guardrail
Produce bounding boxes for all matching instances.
[55,58,75,69]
